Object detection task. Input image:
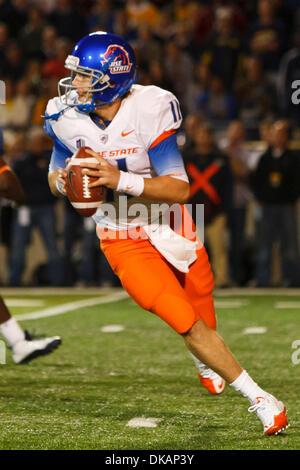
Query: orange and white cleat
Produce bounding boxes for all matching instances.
[191,354,225,394]
[197,366,226,395]
[248,394,289,435]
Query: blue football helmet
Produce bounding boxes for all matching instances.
[58,31,137,113]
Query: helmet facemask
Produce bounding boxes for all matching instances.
[58,55,112,109]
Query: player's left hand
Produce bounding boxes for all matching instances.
[80,148,120,190]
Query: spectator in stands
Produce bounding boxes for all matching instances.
[164,40,193,105]
[148,59,173,91]
[87,0,116,34]
[181,112,203,160]
[40,25,58,61]
[1,0,28,38]
[202,6,243,88]
[19,5,44,60]
[126,0,159,29]
[220,121,252,285]
[134,24,161,66]
[61,200,84,286]
[42,38,71,80]
[196,74,237,128]
[0,22,9,66]
[236,56,277,139]
[32,0,57,15]
[153,9,176,44]
[248,0,288,82]
[48,0,86,42]
[226,1,248,35]
[173,0,196,26]
[250,120,300,287]
[113,7,137,43]
[185,122,233,287]
[24,59,42,96]
[62,201,116,287]
[3,41,25,82]
[78,217,116,287]
[9,128,63,286]
[8,78,35,129]
[31,77,57,127]
[0,78,35,130]
[4,131,26,167]
[172,11,196,55]
[259,118,274,145]
[246,118,274,171]
[192,2,214,50]
[185,61,211,114]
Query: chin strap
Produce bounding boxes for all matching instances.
[43,96,107,121]
[43,107,70,121]
[75,101,99,113]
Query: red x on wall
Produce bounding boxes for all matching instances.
[186,162,221,204]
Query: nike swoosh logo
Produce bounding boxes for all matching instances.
[68,170,78,197]
[121,130,134,137]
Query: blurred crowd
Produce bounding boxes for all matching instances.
[0,0,300,288]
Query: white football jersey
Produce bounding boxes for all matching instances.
[45,84,187,231]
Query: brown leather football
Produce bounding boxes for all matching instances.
[65,147,107,217]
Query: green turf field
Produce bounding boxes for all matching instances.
[0,288,299,450]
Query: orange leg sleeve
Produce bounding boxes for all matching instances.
[172,245,216,330]
[101,237,198,334]
[100,238,216,334]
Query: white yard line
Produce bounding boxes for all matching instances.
[4,299,46,307]
[275,301,300,309]
[126,417,161,428]
[16,291,129,321]
[101,325,125,333]
[242,327,267,335]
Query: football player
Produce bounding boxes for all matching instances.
[0,128,61,363]
[45,32,288,435]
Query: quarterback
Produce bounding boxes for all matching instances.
[0,129,61,363]
[45,31,288,435]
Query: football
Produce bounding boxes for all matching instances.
[65,146,107,217]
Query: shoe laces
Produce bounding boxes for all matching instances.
[248,397,266,413]
[198,364,216,379]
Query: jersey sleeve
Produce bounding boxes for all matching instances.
[44,115,73,172]
[148,133,188,181]
[137,86,183,150]
[136,87,187,181]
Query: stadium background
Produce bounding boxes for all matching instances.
[0,0,300,288]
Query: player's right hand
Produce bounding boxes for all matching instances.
[56,162,70,195]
